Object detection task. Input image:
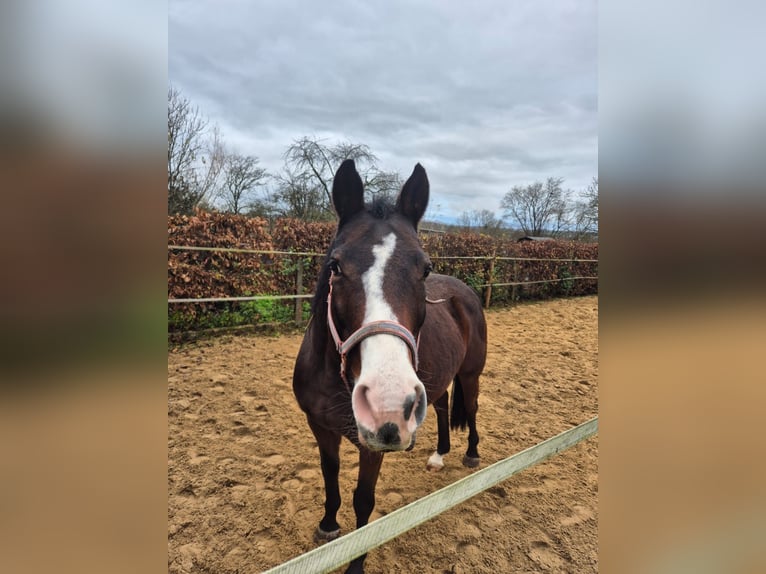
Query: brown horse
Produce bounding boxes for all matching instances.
[292,159,487,574]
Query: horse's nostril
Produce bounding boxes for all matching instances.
[414,385,427,426]
[351,384,376,432]
[403,385,427,424]
[403,393,417,421]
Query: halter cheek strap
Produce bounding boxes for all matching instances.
[326,273,420,393]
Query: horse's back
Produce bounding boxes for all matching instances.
[419,274,487,395]
[426,274,487,339]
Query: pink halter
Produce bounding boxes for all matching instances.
[326,272,419,392]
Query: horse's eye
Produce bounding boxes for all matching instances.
[423,263,433,279]
[329,259,342,276]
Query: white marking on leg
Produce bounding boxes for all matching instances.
[427,451,444,470]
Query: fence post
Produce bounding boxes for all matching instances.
[511,261,519,304]
[484,253,495,309]
[294,262,304,326]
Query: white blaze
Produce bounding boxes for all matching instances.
[361,233,398,323]
[358,232,420,419]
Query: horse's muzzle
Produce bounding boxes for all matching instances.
[352,382,427,451]
[358,423,405,451]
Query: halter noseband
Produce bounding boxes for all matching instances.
[326,272,420,392]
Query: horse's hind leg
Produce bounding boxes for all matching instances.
[307,418,343,542]
[457,374,481,468]
[426,391,450,471]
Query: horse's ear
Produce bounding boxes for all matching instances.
[332,159,365,225]
[396,163,429,228]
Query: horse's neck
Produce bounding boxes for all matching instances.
[307,313,340,366]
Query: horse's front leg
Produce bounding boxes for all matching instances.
[427,391,451,471]
[308,418,343,541]
[345,448,384,574]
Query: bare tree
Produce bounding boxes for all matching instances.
[217,153,269,214]
[198,125,226,201]
[365,170,403,205]
[283,137,377,209]
[281,136,404,219]
[458,209,504,235]
[572,177,599,240]
[271,166,332,221]
[500,177,572,237]
[167,86,225,214]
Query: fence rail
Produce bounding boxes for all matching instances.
[431,255,599,263]
[168,244,598,263]
[168,294,314,304]
[480,276,599,288]
[262,417,598,574]
[166,277,598,305]
[168,245,325,257]
[168,243,598,329]
[168,247,598,304]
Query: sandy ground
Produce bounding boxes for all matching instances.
[168,295,598,573]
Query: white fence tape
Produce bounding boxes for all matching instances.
[481,276,599,288]
[262,417,598,574]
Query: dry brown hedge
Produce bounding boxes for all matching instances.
[168,211,597,331]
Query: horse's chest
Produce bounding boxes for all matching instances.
[294,373,353,426]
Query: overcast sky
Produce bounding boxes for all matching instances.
[169,0,597,222]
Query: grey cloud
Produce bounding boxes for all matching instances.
[170,0,597,221]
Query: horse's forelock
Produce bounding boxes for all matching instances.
[368,198,396,220]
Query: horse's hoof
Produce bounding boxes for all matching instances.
[314,526,341,543]
[426,452,444,472]
[462,455,480,468]
[406,432,417,451]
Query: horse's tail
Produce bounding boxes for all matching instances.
[450,376,468,431]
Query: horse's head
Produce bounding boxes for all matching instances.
[324,159,432,451]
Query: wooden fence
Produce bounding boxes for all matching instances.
[167,245,598,331]
[262,418,598,573]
